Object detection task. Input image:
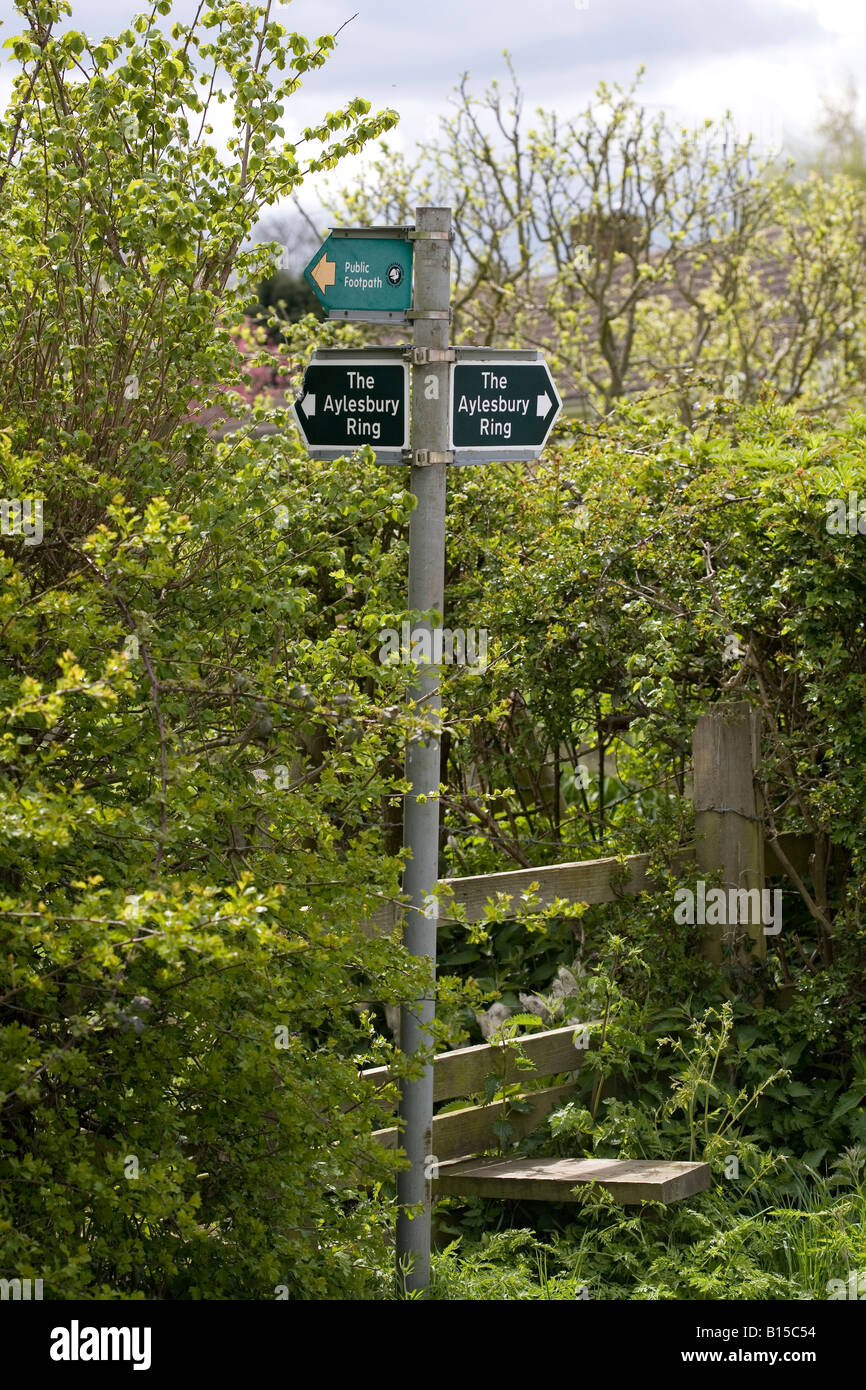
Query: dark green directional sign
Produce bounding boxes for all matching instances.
[450,356,562,461]
[303,230,413,321]
[293,352,409,460]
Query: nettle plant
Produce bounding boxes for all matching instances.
[0,0,431,1299]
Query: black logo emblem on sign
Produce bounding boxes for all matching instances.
[387,263,404,287]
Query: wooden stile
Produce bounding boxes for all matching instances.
[372,1084,577,1163]
[361,1022,712,1204]
[364,850,691,937]
[693,702,766,964]
[354,704,825,1206]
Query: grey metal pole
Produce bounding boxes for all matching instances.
[396,206,451,1294]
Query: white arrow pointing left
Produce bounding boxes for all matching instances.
[536,392,551,417]
[300,393,316,418]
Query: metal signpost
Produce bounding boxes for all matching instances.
[293,211,561,1295]
[396,207,450,1295]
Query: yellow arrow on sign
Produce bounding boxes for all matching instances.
[311,253,336,294]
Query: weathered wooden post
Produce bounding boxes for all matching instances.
[692,702,766,966]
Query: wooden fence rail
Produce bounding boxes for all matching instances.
[363,704,818,961]
[365,832,812,936]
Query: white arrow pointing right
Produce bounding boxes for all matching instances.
[300,393,316,418]
[536,392,552,417]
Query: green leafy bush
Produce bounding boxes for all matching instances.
[0,0,424,1299]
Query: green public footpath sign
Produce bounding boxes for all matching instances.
[303,231,413,320]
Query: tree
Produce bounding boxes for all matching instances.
[0,0,426,1299]
[317,61,866,421]
[808,77,866,184]
[246,208,324,337]
[250,267,323,338]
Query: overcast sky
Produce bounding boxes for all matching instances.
[2,0,865,214]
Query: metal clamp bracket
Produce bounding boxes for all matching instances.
[402,449,454,467]
[407,230,453,241]
[403,347,456,365]
[405,309,451,321]
[329,225,415,240]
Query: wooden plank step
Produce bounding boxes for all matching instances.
[435,1155,711,1205]
[372,1084,575,1162]
[362,1022,594,1108]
